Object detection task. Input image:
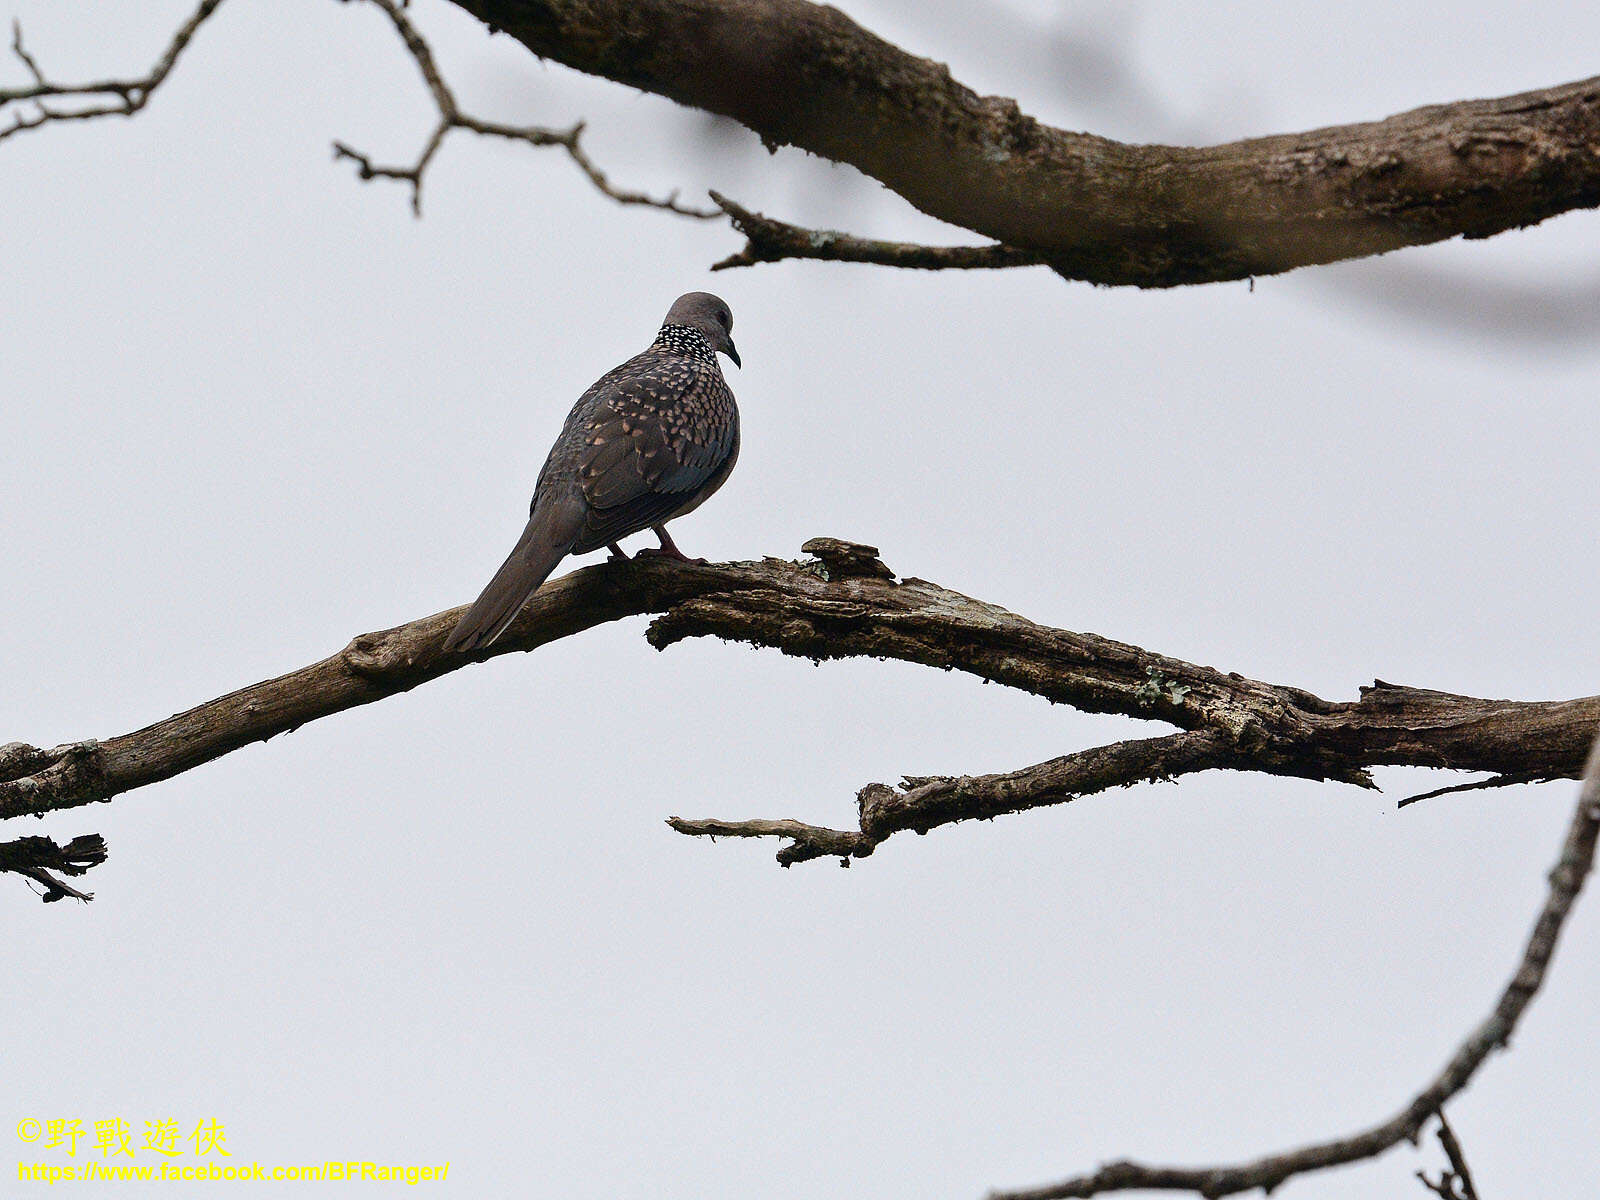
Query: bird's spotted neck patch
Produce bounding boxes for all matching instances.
[654,323,718,363]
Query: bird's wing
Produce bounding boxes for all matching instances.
[570,365,736,546]
[532,358,640,501]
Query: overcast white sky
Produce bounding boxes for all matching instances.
[4,1,1598,1196]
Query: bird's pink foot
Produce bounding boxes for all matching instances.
[637,526,705,564]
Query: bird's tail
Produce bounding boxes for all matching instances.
[443,499,582,653]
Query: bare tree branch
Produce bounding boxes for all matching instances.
[4,538,1598,894]
[708,191,1043,272]
[335,0,717,217]
[1397,771,1552,809]
[10,19,45,85]
[0,831,107,903]
[663,817,874,867]
[0,0,222,143]
[13,2,1600,285]
[1433,1115,1482,1200]
[988,728,1600,1199]
[1414,1111,1482,1200]
[671,730,1235,865]
[448,0,1600,286]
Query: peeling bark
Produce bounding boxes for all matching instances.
[3,540,1594,885]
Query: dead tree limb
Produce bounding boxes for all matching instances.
[4,538,1597,895]
[670,730,1235,866]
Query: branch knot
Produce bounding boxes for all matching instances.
[801,537,894,581]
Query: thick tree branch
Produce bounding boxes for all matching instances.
[661,543,1596,863]
[0,0,221,143]
[14,3,1599,284]
[335,0,717,217]
[452,0,1600,286]
[985,725,1600,1199]
[4,538,1598,890]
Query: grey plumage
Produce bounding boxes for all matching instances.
[443,292,741,653]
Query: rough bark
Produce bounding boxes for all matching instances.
[3,540,1594,868]
[448,0,1600,286]
[10,2,1598,284]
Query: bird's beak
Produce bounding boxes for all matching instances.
[724,339,742,369]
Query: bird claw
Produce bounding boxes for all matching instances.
[634,546,705,564]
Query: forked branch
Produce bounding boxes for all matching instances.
[0,0,221,143]
[0,0,717,225]
[3,539,1597,900]
[1414,1112,1481,1200]
[334,0,718,218]
[12,2,1600,283]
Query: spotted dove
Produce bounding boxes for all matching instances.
[443,292,741,653]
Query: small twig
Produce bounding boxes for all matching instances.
[1398,771,1551,808]
[0,833,108,903]
[1428,1111,1482,1200]
[560,123,711,214]
[10,19,46,85]
[336,0,717,218]
[709,191,1044,272]
[0,1,223,145]
[1414,1110,1482,1199]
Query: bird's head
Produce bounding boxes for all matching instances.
[664,291,740,368]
